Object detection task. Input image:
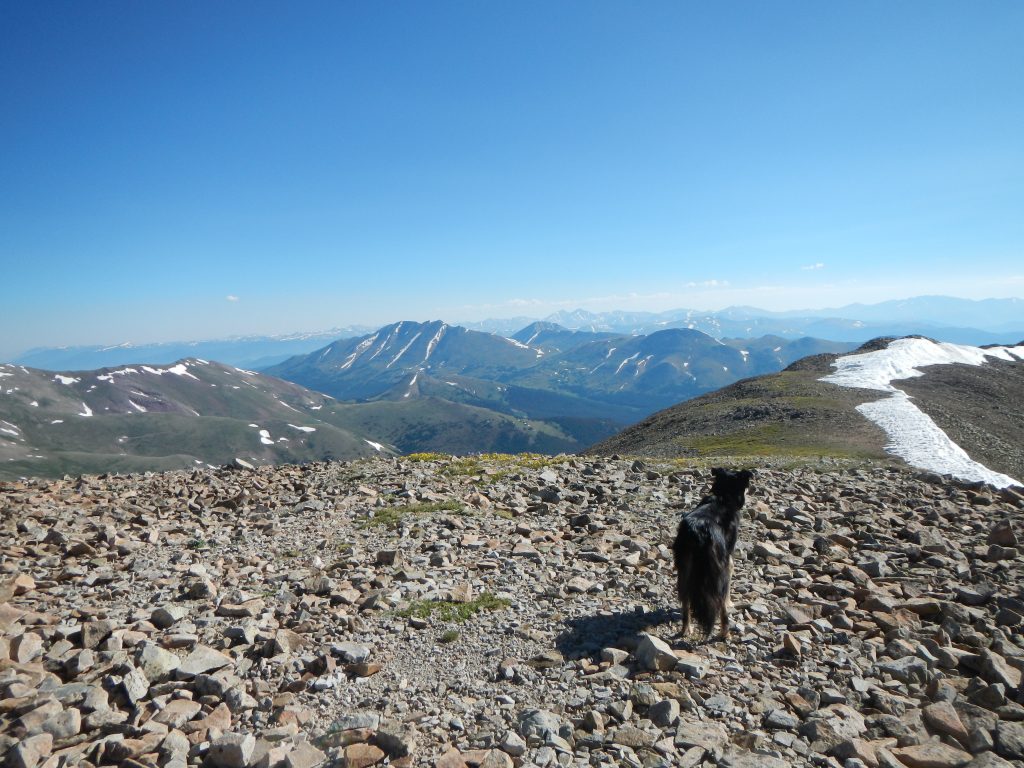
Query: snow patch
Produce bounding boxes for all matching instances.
[50,420,63,425]
[386,331,423,368]
[288,424,316,432]
[141,364,199,380]
[614,353,640,375]
[259,429,274,445]
[340,333,380,370]
[822,338,1024,487]
[364,439,385,452]
[0,372,12,379]
[54,375,80,385]
[79,403,93,417]
[424,324,447,361]
[30,401,38,407]
[128,399,147,413]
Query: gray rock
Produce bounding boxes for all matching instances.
[877,655,931,684]
[121,666,149,704]
[675,720,729,756]
[176,644,232,678]
[284,741,326,768]
[611,725,657,749]
[518,709,564,741]
[764,709,800,730]
[634,632,677,671]
[327,711,381,731]
[208,732,257,768]
[375,721,418,757]
[137,642,180,682]
[151,604,188,629]
[330,641,372,664]
[499,730,527,756]
[996,721,1024,760]
[650,698,680,727]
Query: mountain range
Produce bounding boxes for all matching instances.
[12,295,1023,371]
[0,356,606,480]
[1,320,853,479]
[265,320,854,421]
[3,303,1022,483]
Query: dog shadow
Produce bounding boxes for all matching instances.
[555,607,717,661]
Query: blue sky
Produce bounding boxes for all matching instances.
[1,2,1022,359]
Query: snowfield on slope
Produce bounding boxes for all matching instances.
[822,338,1024,488]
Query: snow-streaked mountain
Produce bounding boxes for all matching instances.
[0,356,608,480]
[266,321,545,401]
[267,320,857,421]
[0,359,390,479]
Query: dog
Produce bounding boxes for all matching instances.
[672,467,753,639]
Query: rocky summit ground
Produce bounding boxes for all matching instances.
[2,454,1024,768]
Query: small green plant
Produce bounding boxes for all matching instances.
[439,629,460,643]
[405,452,449,462]
[397,592,511,623]
[360,500,463,529]
[187,536,208,550]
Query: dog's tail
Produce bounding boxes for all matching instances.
[675,523,729,636]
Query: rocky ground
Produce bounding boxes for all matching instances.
[2,454,1024,768]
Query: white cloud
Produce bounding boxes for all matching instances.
[226,295,240,302]
[684,279,730,288]
[801,263,825,271]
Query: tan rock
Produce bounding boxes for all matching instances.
[890,740,972,768]
[12,573,35,595]
[152,699,203,728]
[11,632,43,663]
[923,701,970,746]
[6,733,53,768]
[436,747,469,768]
[343,743,385,768]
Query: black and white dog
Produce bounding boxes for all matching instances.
[672,467,753,639]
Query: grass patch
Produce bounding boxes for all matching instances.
[361,499,463,529]
[682,424,882,460]
[439,629,460,643]
[397,592,511,623]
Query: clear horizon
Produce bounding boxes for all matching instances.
[2,2,1022,360]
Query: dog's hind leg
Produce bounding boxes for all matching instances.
[719,556,733,640]
[676,561,691,638]
[725,556,734,613]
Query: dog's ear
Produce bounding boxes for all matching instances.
[711,467,724,478]
[738,469,754,486]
